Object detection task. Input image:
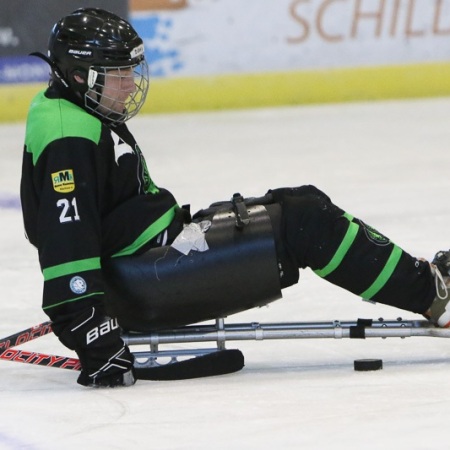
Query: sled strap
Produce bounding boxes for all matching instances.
[349,318,374,339]
[232,193,250,228]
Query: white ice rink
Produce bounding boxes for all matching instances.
[1,97,450,449]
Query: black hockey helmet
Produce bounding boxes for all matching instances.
[35,8,149,124]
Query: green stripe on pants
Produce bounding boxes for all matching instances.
[314,217,359,278]
[359,245,403,300]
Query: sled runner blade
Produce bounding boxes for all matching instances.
[134,349,244,380]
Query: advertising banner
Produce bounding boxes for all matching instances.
[131,0,450,78]
[1,0,450,120]
[0,0,127,84]
[2,1,449,83]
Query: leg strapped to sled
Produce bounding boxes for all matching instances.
[8,198,435,380]
[98,201,450,379]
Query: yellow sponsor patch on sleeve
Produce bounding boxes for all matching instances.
[52,169,75,193]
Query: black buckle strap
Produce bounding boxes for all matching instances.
[232,193,250,229]
[349,318,373,339]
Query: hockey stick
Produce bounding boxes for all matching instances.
[0,321,244,380]
[0,322,79,370]
[0,347,81,370]
[0,321,53,351]
[0,323,79,370]
[0,346,244,380]
[0,321,244,379]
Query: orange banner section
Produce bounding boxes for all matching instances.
[129,0,188,10]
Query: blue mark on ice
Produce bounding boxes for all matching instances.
[0,194,21,210]
[0,430,39,449]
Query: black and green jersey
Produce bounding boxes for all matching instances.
[21,87,178,321]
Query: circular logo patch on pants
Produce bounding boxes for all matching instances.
[70,276,87,294]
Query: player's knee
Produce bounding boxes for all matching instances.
[269,185,332,205]
[274,186,344,268]
[272,185,339,225]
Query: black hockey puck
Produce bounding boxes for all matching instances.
[354,359,383,371]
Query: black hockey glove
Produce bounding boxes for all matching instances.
[56,307,135,388]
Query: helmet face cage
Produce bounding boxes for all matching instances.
[85,59,149,125]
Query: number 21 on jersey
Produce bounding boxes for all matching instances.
[57,197,80,223]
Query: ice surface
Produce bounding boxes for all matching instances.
[1,98,450,449]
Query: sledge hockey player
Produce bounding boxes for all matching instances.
[20,8,450,388]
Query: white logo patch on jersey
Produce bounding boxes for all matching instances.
[112,131,134,164]
[70,276,87,294]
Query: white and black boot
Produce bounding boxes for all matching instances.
[426,250,450,327]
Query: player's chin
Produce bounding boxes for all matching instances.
[114,104,127,114]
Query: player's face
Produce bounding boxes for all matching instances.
[99,67,136,114]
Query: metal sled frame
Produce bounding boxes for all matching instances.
[2,318,449,380]
[122,318,450,369]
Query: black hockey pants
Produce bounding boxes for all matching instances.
[269,185,435,314]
